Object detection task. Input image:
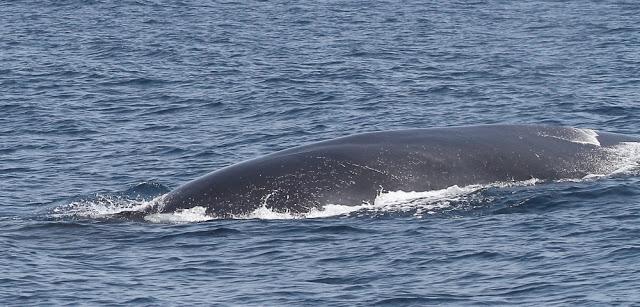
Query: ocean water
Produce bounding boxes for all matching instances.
[2,0,640,305]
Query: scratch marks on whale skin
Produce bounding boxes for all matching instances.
[342,161,387,176]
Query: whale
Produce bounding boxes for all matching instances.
[156,125,639,218]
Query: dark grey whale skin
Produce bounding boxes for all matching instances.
[159,125,639,217]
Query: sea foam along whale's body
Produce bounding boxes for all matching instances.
[159,125,639,218]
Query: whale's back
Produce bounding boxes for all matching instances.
[160,125,639,217]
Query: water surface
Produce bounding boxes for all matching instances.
[2,0,640,305]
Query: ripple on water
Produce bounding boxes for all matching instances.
[2,0,640,305]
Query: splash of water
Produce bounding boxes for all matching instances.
[51,194,161,219]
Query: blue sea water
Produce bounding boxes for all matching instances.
[2,0,640,305]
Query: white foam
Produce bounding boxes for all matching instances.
[141,202,370,223]
[373,178,541,215]
[374,184,482,208]
[237,203,370,220]
[306,203,370,218]
[242,203,362,220]
[144,206,212,223]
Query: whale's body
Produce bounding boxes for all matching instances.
[159,125,639,217]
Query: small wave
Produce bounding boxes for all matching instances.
[146,227,241,241]
[308,225,374,234]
